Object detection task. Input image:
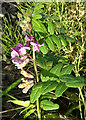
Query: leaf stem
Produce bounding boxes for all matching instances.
[33,47,41,120]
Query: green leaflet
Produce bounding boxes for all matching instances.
[24,109,36,119]
[59,34,67,47]
[60,75,85,83]
[36,54,53,70]
[36,56,46,68]
[66,82,85,88]
[34,4,44,11]
[49,16,60,20]
[1,77,22,96]
[59,74,74,82]
[47,21,54,35]
[41,69,58,82]
[30,82,43,103]
[50,63,63,76]
[60,64,74,76]
[6,94,18,100]
[32,14,42,20]
[60,27,65,34]
[52,34,62,48]
[40,100,59,110]
[41,81,58,95]
[59,75,85,83]
[41,92,57,100]
[40,42,48,54]
[41,70,50,82]
[55,82,68,97]
[59,75,85,88]
[45,61,53,71]
[20,104,35,114]
[8,100,30,107]
[55,21,61,28]
[45,37,55,51]
[30,81,58,103]
[32,19,47,33]
[66,36,74,43]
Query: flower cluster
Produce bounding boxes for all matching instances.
[11,35,43,69]
[25,35,43,52]
[11,35,43,93]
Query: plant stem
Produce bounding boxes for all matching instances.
[74,54,85,119]
[33,47,41,120]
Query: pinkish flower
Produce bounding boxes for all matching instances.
[25,35,35,41]
[30,40,44,52]
[11,50,19,58]
[11,55,29,69]
[11,43,30,58]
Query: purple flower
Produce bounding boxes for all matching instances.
[30,40,44,52]
[11,55,29,69]
[25,35,44,52]
[25,35,35,41]
[11,50,19,58]
[11,43,30,58]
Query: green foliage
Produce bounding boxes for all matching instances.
[45,37,55,51]
[20,104,35,114]
[52,34,62,48]
[8,100,30,107]
[1,15,24,61]
[2,2,86,120]
[30,81,57,103]
[41,92,57,100]
[40,100,59,110]
[40,63,74,82]
[50,63,63,76]
[55,82,68,97]
[41,81,58,95]
[24,109,36,119]
[30,82,43,103]
[59,64,74,76]
[60,75,85,88]
[39,42,48,54]
[32,19,47,33]
[47,20,54,35]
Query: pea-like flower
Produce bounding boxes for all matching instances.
[18,78,34,94]
[11,55,29,69]
[11,43,30,58]
[25,35,35,41]
[25,35,44,52]
[30,40,44,52]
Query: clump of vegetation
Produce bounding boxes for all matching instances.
[1,2,86,120]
